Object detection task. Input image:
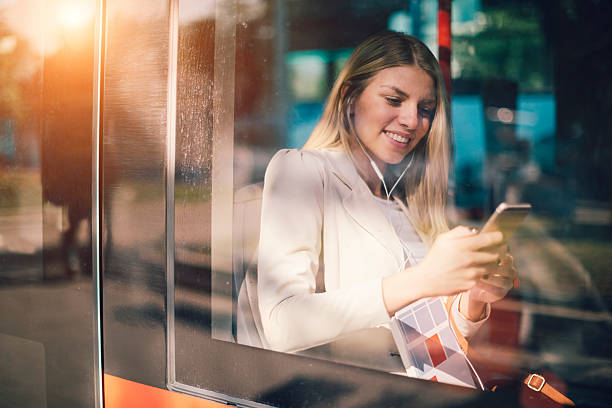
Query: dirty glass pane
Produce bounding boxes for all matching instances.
[174,0,612,406]
[173,0,216,382]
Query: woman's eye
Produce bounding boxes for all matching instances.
[419,107,434,118]
[385,97,402,106]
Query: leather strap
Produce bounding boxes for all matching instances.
[445,296,469,354]
[523,374,575,406]
[445,295,575,406]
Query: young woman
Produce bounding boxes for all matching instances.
[256,31,516,355]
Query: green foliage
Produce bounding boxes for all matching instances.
[453,6,553,92]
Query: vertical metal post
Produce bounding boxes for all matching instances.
[211,0,237,342]
[438,0,452,100]
[91,0,105,406]
[166,0,179,387]
[275,0,288,146]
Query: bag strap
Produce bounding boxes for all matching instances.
[445,295,470,354]
[445,296,575,406]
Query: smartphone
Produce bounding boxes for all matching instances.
[480,202,531,241]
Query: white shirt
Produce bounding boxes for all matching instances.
[372,195,490,335]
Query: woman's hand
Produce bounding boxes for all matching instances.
[382,226,505,315]
[457,252,517,321]
[467,252,518,304]
[413,226,505,297]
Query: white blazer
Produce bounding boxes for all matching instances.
[257,148,414,352]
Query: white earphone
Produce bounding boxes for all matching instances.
[347,96,415,200]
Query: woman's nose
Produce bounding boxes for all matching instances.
[398,104,419,129]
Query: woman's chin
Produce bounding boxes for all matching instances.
[384,151,412,165]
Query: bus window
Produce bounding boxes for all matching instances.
[99,0,612,407]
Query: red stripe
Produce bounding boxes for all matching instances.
[438,10,451,49]
[425,334,447,367]
[104,374,228,408]
[438,0,452,98]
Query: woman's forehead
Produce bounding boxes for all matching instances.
[368,66,436,101]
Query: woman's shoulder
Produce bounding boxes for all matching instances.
[263,149,337,195]
[265,148,359,192]
[267,148,345,172]
[270,147,342,160]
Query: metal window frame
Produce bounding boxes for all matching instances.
[91,0,106,407]
[164,1,269,406]
[165,0,179,387]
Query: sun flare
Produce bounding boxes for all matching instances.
[56,2,91,29]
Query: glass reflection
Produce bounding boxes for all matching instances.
[174,0,612,405]
[101,0,169,384]
[0,0,96,406]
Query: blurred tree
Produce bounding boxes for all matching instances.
[0,24,25,124]
[0,21,42,168]
[453,2,553,93]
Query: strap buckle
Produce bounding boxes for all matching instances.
[527,374,545,392]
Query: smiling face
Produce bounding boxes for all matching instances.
[351,65,436,168]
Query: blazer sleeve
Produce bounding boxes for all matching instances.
[450,295,490,338]
[257,149,390,352]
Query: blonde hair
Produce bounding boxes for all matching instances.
[303,31,451,245]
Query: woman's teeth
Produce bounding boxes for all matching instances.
[385,131,409,144]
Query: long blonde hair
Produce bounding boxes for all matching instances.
[303,31,452,245]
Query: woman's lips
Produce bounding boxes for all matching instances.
[384,130,411,144]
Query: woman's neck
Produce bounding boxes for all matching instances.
[349,142,387,198]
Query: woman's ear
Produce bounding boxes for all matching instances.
[340,82,349,100]
[341,84,354,116]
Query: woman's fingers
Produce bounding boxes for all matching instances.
[494,255,517,277]
[458,237,518,303]
[472,279,510,299]
[463,230,504,251]
[467,250,500,266]
[482,258,517,284]
[423,226,518,299]
[495,244,509,260]
[481,272,514,288]
[497,253,513,266]
[447,225,478,238]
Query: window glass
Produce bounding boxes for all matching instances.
[207,0,443,375]
[101,0,170,385]
[173,0,612,406]
[0,0,97,406]
[447,4,612,405]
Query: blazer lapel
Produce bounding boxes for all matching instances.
[326,150,404,268]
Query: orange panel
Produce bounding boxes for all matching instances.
[424,334,446,368]
[437,9,451,49]
[104,374,229,408]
